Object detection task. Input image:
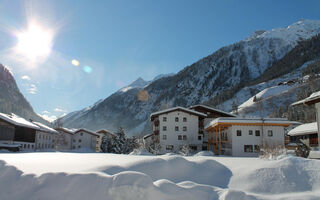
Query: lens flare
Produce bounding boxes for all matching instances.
[83,65,93,73]
[137,90,149,102]
[15,22,53,61]
[71,59,80,66]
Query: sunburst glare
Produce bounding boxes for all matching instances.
[15,21,53,62]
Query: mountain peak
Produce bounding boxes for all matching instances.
[129,77,148,87]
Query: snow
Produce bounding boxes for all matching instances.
[150,106,207,117]
[31,121,58,134]
[0,153,319,200]
[287,122,318,136]
[0,113,40,130]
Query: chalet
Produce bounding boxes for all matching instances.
[292,91,320,147]
[32,121,59,150]
[0,113,39,151]
[288,122,318,147]
[150,106,207,153]
[55,127,99,151]
[189,104,236,149]
[96,129,116,152]
[205,117,290,157]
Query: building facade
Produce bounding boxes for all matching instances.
[96,129,115,152]
[205,117,290,157]
[150,107,207,154]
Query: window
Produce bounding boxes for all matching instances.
[163,117,167,122]
[163,126,167,131]
[73,139,76,142]
[183,117,187,122]
[31,145,34,149]
[183,135,187,140]
[183,126,187,131]
[78,145,81,148]
[163,135,167,140]
[198,135,202,140]
[244,145,253,153]
[72,146,75,149]
[190,145,197,151]
[254,145,260,153]
[24,144,26,148]
[97,136,100,139]
[178,135,182,140]
[38,144,40,148]
[80,133,83,136]
[166,145,173,150]
[39,134,41,139]
[175,126,179,131]
[175,117,179,122]
[249,130,253,135]
[255,130,260,136]
[268,130,273,137]
[27,144,30,149]
[79,139,82,143]
[237,130,242,136]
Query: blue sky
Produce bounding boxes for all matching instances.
[0,0,319,121]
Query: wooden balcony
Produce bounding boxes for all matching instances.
[154,130,159,135]
[310,137,319,146]
[154,119,159,126]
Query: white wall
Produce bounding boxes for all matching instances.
[316,103,320,148]
[157,111,202,153]
[72,131,97,151]
[35,131,54,150]
[231,125,285,157]
[55,132,72,150]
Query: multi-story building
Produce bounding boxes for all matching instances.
[150,106,207,154]
[205,117,290,156]
[189,105,236,149]
[32,121,59,150]
[55,127,99,151]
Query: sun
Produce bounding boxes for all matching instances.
[15,22,53,61]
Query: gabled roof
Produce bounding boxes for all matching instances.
[150,106,207,119]
[96,129,116,136]
[0,113,39,130]
[74,129,100,137]
[32,121,59,134]
[55,127,77,135]
[287,122,318,136]
[189,104,236,117]
[205,117,291,130]
[292,91,320,106]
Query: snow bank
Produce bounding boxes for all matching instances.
[129,149,153,156]
[229,156,320,194]
[102,156,232,187]
[194,151,215,156]
[0,160,223,200]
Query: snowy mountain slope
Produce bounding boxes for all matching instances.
[61,19,320,135]
[0,64,48,124]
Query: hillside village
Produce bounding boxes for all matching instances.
[1,91,319,158]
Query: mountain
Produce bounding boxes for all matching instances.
[61,19,320,135]
[0,64,48,124]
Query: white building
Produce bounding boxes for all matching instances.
[55,127,99,151]
[189,105,236,148]
[32,121,59,150]
[292,91,320,147]
[150,107,207,154]
[205,117,290,157]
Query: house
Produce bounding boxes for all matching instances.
[71,129,99,151]
[291,91,320,147]
[150,106,207,154]
[54,127,74,150]
[205,117,290,157]
[287,122,318,147]
[0,113,40,151]
[189,105,236,149]
[32,121,59,150]
[96,129,116,152]
[55,127,99,151]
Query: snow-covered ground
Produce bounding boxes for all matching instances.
[0,152,319,200]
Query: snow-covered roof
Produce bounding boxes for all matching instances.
[292,91,320,106]
[189,104,236,117]
[32,121,59,134]
[74,129,100,137]
[287,122,318,136]
[96,129,116,137]
[205,117,290,129]
[0,113,40,130]
[150,106,207,118]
